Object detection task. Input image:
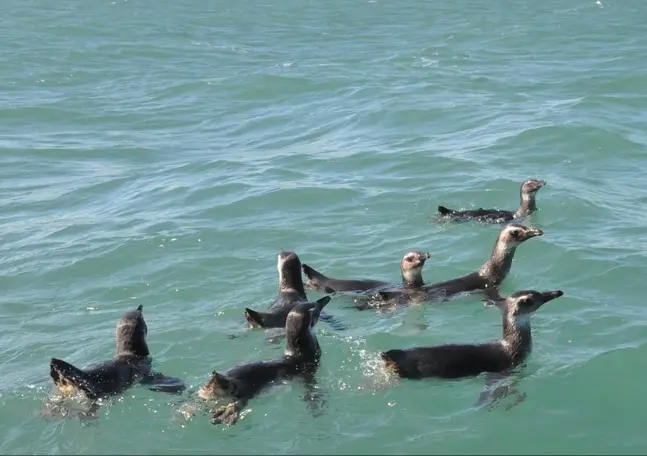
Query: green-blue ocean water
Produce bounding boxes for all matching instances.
[2,0,647,453]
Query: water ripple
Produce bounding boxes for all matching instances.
[2,0,647,453]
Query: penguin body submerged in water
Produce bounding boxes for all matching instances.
[302,251,432,293]
[244,251,344,332]
[244,251,309,329]
[200,297,330,426]
[49,305,185,408]
[435,179,546,224]
[373,223,543,306]
[380,289,564,379]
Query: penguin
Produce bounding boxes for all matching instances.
[435,179,546,224]
[199,297,330,426]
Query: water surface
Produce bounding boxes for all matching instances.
[2,0,647,454]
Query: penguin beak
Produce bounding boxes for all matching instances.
[408,252,431,270]
[311,296,331,326]
[415,252,432,266]
[526,180,546,193]
[314,296,331,312]
[524,227,544,239]
[538,290,564,306]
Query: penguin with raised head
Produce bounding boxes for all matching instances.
[435,179,546,224]
[49,305,185,404]
[380,289,563,379]
[302,250,432,293]
[199,296,330,426]
[373,223,543,306]
[243,251,310,328]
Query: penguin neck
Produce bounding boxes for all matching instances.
[115,323,150,358]
[279,266,306,296]
[285,327,320,362]
[478,239,518,285]
[402,267,424,287]
[501,312,533,364]
[515,191,537,218]
[116,339,150,358]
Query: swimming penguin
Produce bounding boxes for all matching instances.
[49,305,185,403]
[199,296,330,426]
[374,223,543,305]
[302,251,432,294]
[380,289,563,379]
[243,251,310,329]
[244,251,343,331]
[435,179,546,224]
